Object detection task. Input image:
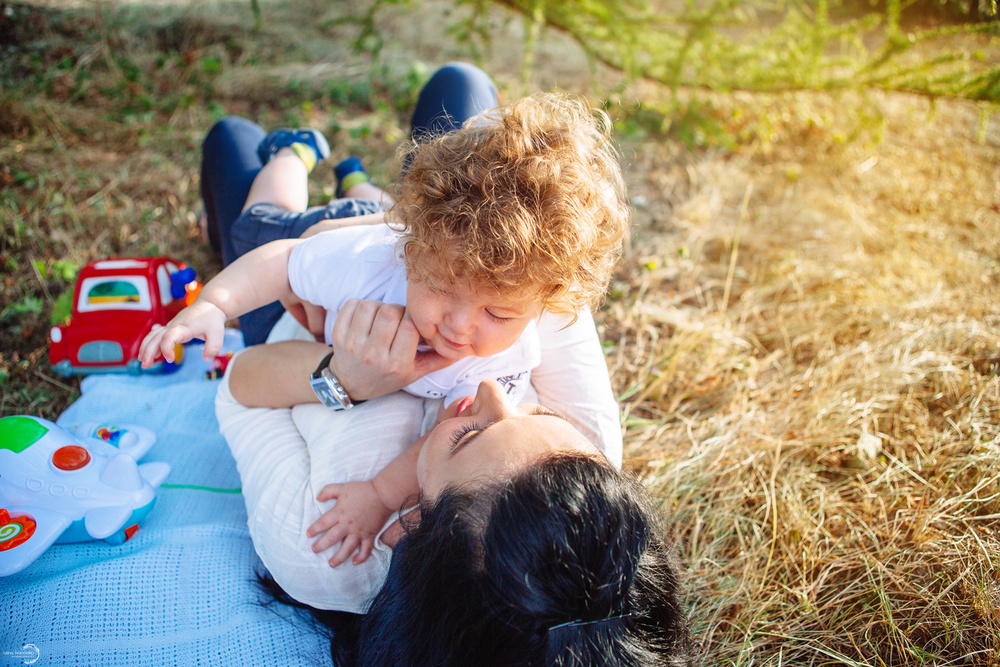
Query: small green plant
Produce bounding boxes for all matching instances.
[207,102,228,123]
[1,296,45,321]
[612,96,740,149]
[50,290,74,325]
[250,0,263,31]
[324,0,414,63]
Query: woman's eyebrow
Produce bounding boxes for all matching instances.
[531,406,574,425]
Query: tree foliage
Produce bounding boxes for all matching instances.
[363,0,1000,101]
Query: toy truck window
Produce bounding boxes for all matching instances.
[77,276,152,313]
[157,265,174,306]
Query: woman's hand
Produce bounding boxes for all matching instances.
[329,299,453,401]
[138,300,227,367]
[307,480,393,567]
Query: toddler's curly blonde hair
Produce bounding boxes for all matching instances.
[389,93,629,318]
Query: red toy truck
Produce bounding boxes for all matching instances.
[49,257,201,377]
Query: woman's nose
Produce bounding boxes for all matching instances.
[470,380,515,419]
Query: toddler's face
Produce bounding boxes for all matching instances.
[406,270,542,361]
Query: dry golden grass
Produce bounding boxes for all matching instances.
[611,89,1000,663]
[2,0,999,663]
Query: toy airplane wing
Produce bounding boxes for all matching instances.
[84,505,134,540]
[0,507,72,577]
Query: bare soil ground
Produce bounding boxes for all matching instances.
[2,0,999,663]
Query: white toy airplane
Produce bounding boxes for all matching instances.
[0,415,170,576]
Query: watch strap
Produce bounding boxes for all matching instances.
[313,351,336,380]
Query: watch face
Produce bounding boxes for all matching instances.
[310,377,343,410]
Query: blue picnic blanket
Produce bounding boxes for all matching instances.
[0,332,333,666]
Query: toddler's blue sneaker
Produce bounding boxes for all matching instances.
[334,156,371,198]
[257,128,331,173]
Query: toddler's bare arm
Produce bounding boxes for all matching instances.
[138,239,301,366]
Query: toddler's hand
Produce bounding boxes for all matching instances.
[137,300,227,368]
[307,480,393,567]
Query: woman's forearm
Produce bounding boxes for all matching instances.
[229,340,331,408]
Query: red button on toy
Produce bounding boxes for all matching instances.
[52,445,91,471]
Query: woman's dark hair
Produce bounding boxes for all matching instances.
[321,453,694,666]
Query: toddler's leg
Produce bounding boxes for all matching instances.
[334,156,393,206]
[244,128,331,212]
[343,179,390,203]
[242,148,310,213]
[201,121,331,266]
[207,124,333,345]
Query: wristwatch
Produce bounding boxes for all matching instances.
[310,351,362,411]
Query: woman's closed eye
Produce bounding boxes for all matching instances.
[449,407,572,456]
[449,422,484,452]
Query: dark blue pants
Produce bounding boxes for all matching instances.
[199,62,498,345]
